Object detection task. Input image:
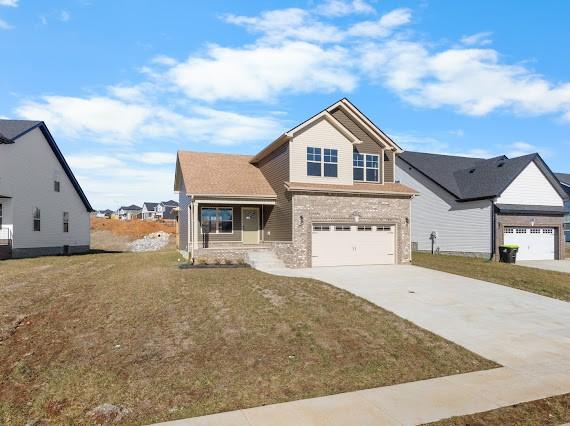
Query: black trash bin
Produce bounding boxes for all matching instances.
[499,245,519,263]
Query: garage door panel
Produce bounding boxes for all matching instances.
[312,224,395,267]
[504,227,555,261]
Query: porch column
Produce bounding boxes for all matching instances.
[192,200,199,251]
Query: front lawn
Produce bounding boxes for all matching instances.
[413,252,570,302]
[425,393,570,426]
[0,251,496,425]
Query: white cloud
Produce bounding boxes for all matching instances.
[0,0,18,7]
[60,10,71,22]
[137,152,175,165]
[16,95,282,146]
[67,154,125,170]
[151,55,178,66]
[347,8,411,38]
[0,17,11,29]
[224,8,343,44]
[460,32,493,46]
[448,129,464,137]
[167,41,355,102]
[363,40,570,120]
[315,0,375,17]
[17,96,151,142]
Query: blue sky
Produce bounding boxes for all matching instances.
[1,0,569,209]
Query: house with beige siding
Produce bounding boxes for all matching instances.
[0,120,93,260]
[396,152,568,261]
[174,99,417,268]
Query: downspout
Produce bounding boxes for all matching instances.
[188,197,194,263]
[490,200,496,261]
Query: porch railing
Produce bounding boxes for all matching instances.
[0,227,12,245]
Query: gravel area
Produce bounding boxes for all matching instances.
[128,232,170,252]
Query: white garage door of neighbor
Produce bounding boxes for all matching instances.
[311,224,395,267]
[504,227,555,260]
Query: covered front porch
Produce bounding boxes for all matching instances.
[187,196,276,262]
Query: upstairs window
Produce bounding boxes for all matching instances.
[307,147,321,176]
[54,181,61,192]
[33,208,41,232]
[354,152,380,182]
[323,149,338,177]
[63,212,69,233]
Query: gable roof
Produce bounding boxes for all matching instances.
[160,200,179,207]
[250,98,401,164]
[120,204,142,211]
[399,151,568,202]
[175,151,276,198]
[556,173,570,186]
[0,119,93,211]
[143,202,158,210]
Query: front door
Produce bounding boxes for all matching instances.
[242,207,259,244]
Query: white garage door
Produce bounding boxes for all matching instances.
[312,224,395,267]
[504,227,555,260]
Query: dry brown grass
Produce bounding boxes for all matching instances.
[0,251,496,425]
[426,393,570,425]
[91,217,176,239]
[413,252,570,302]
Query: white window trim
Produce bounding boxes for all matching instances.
[63,211,70,233]
[307,146,338,178]
[353,152,380,183]
[200,206,234,235]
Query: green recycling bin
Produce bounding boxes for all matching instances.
[499,244,519,264]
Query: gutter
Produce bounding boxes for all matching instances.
[490,200,496,261]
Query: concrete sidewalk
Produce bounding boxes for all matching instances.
[518,259,570,273]
[155,264,570,425]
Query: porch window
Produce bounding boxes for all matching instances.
[353,152,380,182]
[307,147,321,176]
[201,207,233,234]
[63,212,69,233]
[33,207,41,232]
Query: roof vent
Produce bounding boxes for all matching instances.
[497,162,505,168]
[469,168,476,174]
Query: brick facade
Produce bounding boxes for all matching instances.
[288,192,412,268]
[495,213,565,260]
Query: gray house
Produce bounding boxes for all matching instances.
[396,152,568,261]
[556,173,570,242]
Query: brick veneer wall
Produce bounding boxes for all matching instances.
[289,192,412,268]
[495,214,565,260]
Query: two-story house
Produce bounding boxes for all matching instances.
[116,205,142,220]
[556,173,570,242]
[155,200,178,221]
[0,120,92,259]
[174,99,417,268]
[142,202,158,220]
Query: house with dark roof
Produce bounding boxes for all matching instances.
[174,99,417,267]
[555,173,570,242]
[0,120,93,259]
[396,152,568,261]
[142,202,159,220]
[155,200,179,221]
[116,205,142,220]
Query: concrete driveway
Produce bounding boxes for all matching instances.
[517,259,570,273]
[275,264,570,367]
[156,264,570,426]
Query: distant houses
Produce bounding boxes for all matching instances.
[93,201,179,222]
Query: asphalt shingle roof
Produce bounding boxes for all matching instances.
[0,119,42,141]
[399,151,565,201]
[556,173,570,186]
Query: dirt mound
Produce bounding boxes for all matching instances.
[91,217,176,239]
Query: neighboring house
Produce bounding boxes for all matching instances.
[116,205,142,220]
[0,120,93,259]
[95,209,113,218]
[555,173,570,242]
[174,98,417,268]
[142,202,158,220]
[396,152,568,261]
[155,200,178,221]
